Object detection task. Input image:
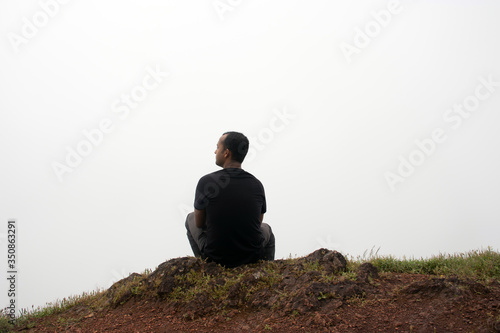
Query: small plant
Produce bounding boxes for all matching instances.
[345,292,367,306]
[302,260,322,272]
[317,292,328,300]
[0,314,14,333]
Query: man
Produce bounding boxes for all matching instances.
[185,131,275,268]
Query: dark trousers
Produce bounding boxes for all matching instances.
[185,212,275,262]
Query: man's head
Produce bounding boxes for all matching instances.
[214,131,249,168]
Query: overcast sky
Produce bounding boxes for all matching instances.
[1,0,499,314]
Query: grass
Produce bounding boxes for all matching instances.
[0,289,105,333]
[170,261,285,304]
[0,268,152,333]
[1,247,499,332]
[367,247,500,280]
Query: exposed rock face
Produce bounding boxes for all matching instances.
[300,248,348,274]
[357,262,379,282]
[105,272,142,307]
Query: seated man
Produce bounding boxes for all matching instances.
[185,131,275,268]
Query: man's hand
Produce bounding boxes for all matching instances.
[194,209,207,228]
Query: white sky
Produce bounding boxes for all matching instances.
[1,0,499,313]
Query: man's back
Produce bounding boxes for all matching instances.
[194,168,266,267]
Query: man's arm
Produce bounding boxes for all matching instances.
[194,208,207,228]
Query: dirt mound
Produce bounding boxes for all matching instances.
[103,248,354,318]
[402,276,491,298]
[10,249,500,332]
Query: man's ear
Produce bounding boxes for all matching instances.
[224,148,231,158]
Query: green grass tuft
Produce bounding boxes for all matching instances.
[364,247,500,280]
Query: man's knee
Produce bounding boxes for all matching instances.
[185,212,195,230]
[261,222,274,245]
[185,212,206,257]
[260,223,275,261]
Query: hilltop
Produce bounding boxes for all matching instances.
[2,248,500,332]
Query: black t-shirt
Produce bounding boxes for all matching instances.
[194,168,266,267]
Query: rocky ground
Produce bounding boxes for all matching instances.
[9,249,500,332]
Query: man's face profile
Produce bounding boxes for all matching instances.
[214,134,228,167]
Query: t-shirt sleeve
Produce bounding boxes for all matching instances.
[194,176,209,210]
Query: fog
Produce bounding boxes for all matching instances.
[1,0,499,314]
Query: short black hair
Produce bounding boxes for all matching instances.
[222,131,249,163]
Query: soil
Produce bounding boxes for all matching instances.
[10,249,500,332]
